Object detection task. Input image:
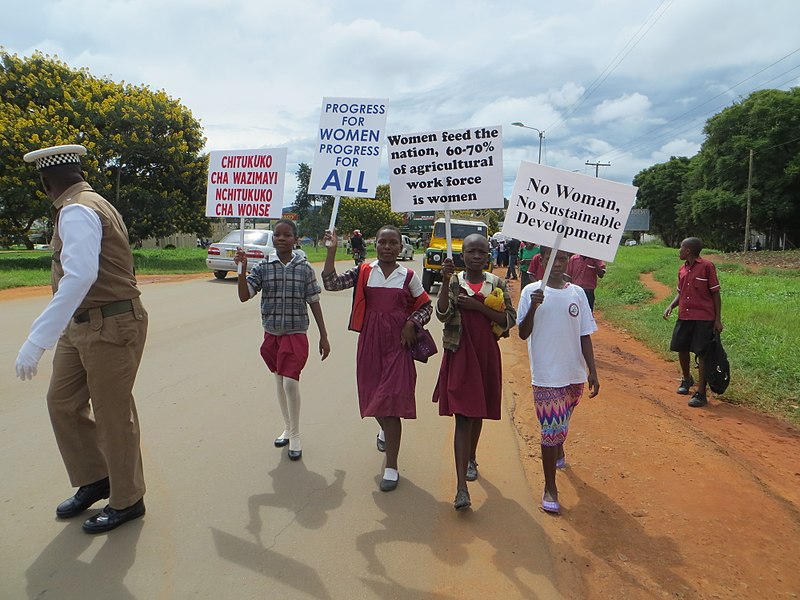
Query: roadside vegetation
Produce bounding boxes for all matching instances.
[601,245,800,425]
[0,245,355,289]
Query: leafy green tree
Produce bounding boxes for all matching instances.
[685,87,800,249]
[632,156,691,247]
[0,50,209,246]
[338,184,405,238]
[293,162,333,240]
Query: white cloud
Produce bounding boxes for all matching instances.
[2,0,799,195]
[593,93,651,124]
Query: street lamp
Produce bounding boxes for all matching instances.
[511,122,544,164]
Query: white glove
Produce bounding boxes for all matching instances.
[16,339,46,381]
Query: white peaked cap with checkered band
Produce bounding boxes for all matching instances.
[23,144,87,170]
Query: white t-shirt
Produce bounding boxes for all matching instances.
[517,281,597,387]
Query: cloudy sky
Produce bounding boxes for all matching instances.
[3,0,799,199]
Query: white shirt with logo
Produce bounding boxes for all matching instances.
[517,281,597,387]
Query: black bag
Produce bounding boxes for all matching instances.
[704,332,730,394]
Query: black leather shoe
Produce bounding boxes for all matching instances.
[688,391,708,407]
[379,477,398,492]
[56,478,110,518]
[82,498,145,534]
[376,435,386,453]
[274,437,289,448]
[288,449,302,461]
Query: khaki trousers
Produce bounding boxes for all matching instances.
[47,297,148,509]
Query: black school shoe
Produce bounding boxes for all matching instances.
[56,477,110,518]
[676,377,694,395]
[688,391,707,408]
[82,498,145,534]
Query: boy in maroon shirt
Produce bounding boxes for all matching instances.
[662,237,723,407]
[566,254,606,311]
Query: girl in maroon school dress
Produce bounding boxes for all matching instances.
[433,234,516,510]
[323,226,432,492]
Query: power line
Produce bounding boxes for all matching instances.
[598,48,800,162]
[545,0,674,135]
[600,63,800,162]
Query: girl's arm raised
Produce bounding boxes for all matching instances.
[436,258,455,320]
[322,230,338,279]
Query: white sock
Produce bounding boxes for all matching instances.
[377,429,385,442]
[383,467,399,481]
[284,376,302,451]
[274,375,290,440]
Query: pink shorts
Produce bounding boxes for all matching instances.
[260,332,309,381]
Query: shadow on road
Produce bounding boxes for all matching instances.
[357,474,556,599]
[26,517,142,600]
[211,463,346,599]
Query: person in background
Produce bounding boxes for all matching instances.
[505,238,521,280]
[433,234,516,510]
[15,144,148,534]
[527,252,545,282]
[234,219,330,461]
[322,226,432,492]
[662,237,723,408]
[519,242,540,288]
[496,238,509,268]
[350,229,365,265]
[566,254,606,311]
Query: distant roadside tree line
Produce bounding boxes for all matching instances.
[633,87,800,250]
[0,50,210,248]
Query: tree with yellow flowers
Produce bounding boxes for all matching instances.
[0,50,209,247]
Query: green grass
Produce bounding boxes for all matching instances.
[0,246,353,289]
[601,245,800,424]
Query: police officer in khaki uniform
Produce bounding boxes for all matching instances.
[16,144,148,533]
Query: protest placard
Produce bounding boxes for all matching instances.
[387,125,504,212]
[502,162,637,262]
[308,97,388,198]
[205,148,288,219]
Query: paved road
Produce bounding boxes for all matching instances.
[0,259,560,599]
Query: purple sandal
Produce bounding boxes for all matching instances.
[541,494,561,514]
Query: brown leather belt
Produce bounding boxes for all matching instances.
[74,299,134,324]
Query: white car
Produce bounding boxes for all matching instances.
[399,235,415,261]
[206,229,274,279]
[625,239,638,246]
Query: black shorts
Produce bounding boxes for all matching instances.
[670,319,714,355]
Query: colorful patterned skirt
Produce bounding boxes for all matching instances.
[533,383,584,446]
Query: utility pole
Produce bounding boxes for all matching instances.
[744,148,753,253]
[585,160,610,177]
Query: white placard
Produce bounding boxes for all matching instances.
[502,162,637,262]
[205,148,288,219]
[308,97,388,197]
[388,125,504,212]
